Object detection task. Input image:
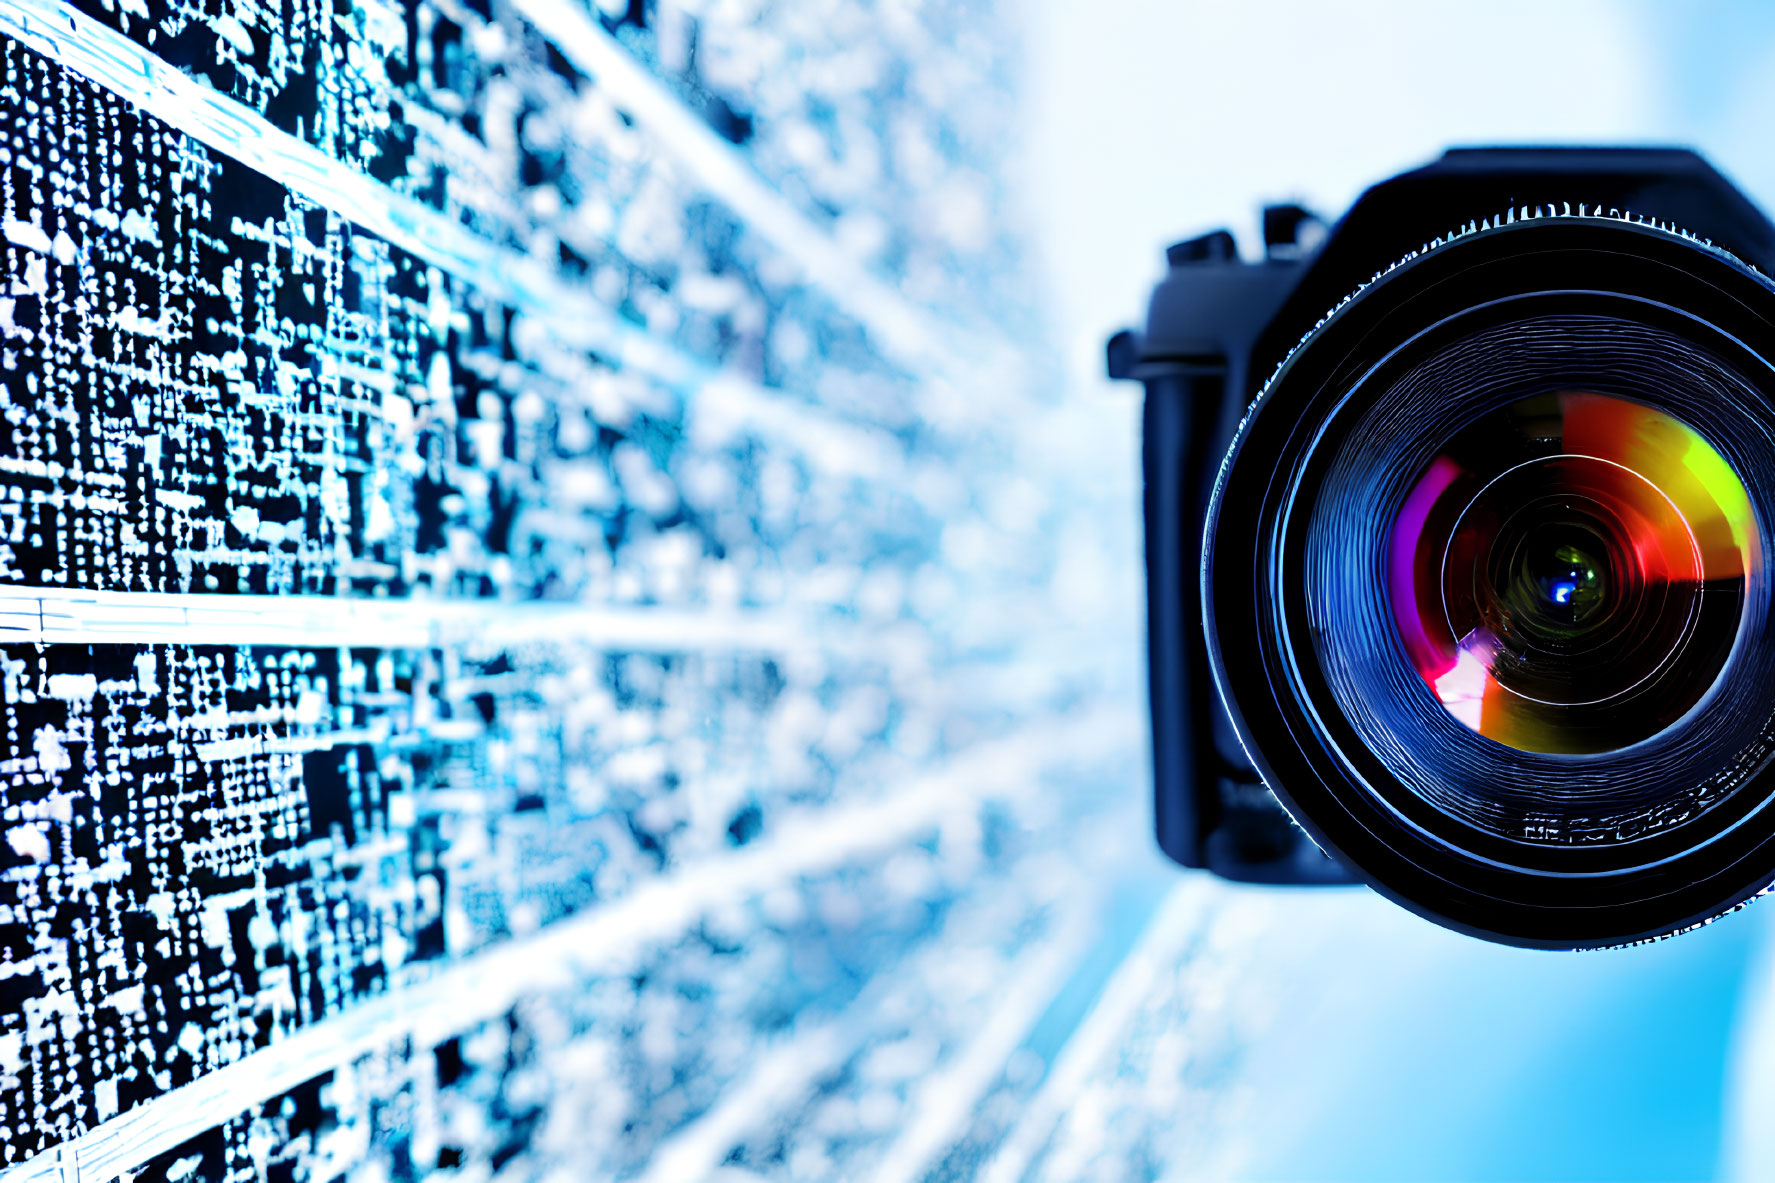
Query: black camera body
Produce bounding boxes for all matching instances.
[1111,148,1775,947]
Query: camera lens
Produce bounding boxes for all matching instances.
[1301,311,1775,863]
[1390,393,1755,755]
[1205,215,1775,946]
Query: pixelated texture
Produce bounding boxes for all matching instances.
[0,0,1160,1179]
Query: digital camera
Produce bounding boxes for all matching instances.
[1110,147,1775,948]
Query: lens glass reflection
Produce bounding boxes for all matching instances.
[1388,392,1756,754]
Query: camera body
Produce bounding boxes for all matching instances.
[1111,148,1775,944]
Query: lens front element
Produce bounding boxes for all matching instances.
[1389,393,1756,754]
[1301,314,1775,853]
[1204,217,1775,946]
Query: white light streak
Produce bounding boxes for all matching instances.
[633,1020,851,1183]
[0,584,808,651]
[0,0,903,481]
[510,0,982,383]
[980,880,1215,1183]
[862,908,1099,1183]
[0,710,1140,1183]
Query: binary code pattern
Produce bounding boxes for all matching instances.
[0,0,1161,1179]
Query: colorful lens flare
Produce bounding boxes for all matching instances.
[1387,392,1760,754]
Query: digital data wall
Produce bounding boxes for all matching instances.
[0,0,1214,1179]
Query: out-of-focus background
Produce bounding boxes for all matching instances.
[8,0,1775,1180]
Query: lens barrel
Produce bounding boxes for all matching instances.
[1206,214,1775,947]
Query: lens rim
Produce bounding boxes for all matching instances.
[1206,216,1775,948]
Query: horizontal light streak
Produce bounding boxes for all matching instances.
[0,710,1141,1183]
[0,0,903,481]
[509,0,971,381]
[0,584,808,651]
